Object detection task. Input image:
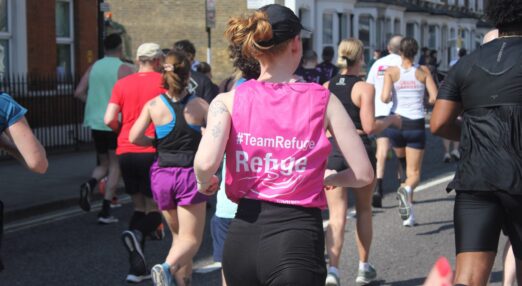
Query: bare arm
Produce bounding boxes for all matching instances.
[129,101,154,146]
[5,117,48,173]
[74,66,92,102]
[357,82,400,135]
[381,68,395,104]
[430,99,462,141]
[194,93,232,194]
[0,133,24,162]
[420,65,438,105]
[104,103,121,133]
[324,94,374,188]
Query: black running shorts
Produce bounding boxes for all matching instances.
[327,135,376,172]
[454,191,522,259]
[91,130,117,154]
[119,153,156,197]
[222,199,326,286]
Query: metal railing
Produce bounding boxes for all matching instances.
[1,74,93,159]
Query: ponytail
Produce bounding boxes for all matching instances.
[162,50,191,96]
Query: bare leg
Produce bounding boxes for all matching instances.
[163,202,206,286]
[91,153,109,181]
[503,240,517,286]
[455,251,496,286]
[352,181,375,263]
[103,150,120,201]
[325,186,348,268]
[375,138,389,180]
[404,147,424,201]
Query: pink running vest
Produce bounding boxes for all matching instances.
[225,80,332,209]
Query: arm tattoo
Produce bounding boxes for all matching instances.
[149,99,156,106]
[209,100,228,117]
[211,121,222,139]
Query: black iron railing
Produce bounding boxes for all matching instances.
[1,74,93,159]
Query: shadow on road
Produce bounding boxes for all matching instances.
[417,223,454,236]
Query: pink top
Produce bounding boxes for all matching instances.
[225,80,332,209]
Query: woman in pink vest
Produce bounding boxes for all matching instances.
[194,4,374,286]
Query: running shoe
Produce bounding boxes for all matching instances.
[443,153,451,163]
[403,214,416,227]
[451,150,461,161]
[152,263,176,286]
[79,181,93,212]
[396,186,411,221]
[148,223,166,241]
[372,188,383,208]
[98,214,119,224]
[325,271,341,286]
[355,264,377,285]
[122,230,149,283]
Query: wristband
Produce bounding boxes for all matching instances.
[196,177,211,185]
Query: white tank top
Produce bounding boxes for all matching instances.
[391,65,426,120]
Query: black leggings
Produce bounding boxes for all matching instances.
[455,191,522,259]
[222,199,326,286]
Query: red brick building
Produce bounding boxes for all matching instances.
[3,0,98,78]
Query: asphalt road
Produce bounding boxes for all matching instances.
[1,134,508,286]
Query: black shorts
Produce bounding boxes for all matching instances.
[119,153,156,197]
[222,199,326,286]
[91,130,117,154]
[327,135,376,172]
[385,117,426,149]
[454,191,522,259]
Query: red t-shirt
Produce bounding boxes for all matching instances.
[110,72,165,155]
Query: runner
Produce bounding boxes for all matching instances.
[381,37,437,226]
[74,33,134,223]
[430,1,522,284]
[173,40,219,103]
[0,93,47,271]
[129,50,209,286]
[104,43,165,283]
[323,38,400,286]
[317,46,339,84]
[194,4,374,286]
[210,43,260,286]
[366,35,403,208]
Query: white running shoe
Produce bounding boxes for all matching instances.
[403,214,416,227]
[325,271,341,286]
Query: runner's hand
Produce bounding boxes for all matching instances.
[324,169,337,190]
[197,175,219,196]
[391,114,402,129]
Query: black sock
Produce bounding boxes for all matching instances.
[129,211,146,230]
[87,178,98,190]
[134,212,162,238]
[100,199,111,217]
[376,178,383,193]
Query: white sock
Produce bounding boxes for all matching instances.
[328,266,339,277]
[359,261,371,271]
[404,185,413,193]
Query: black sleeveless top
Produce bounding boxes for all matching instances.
[155,94,202,168]
[328,74,363,130]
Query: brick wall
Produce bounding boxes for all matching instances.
[108,0,250,83]
[75,0,99,76]
[26,0,56,77]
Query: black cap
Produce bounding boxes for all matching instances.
[258,4,307,47]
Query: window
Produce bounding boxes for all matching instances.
[56,0,74,80]
[429,25,437,49]
[0,0,10,78]
[406,23,416,38]
[339,13,349,40]
[359,15,371,62]
[322,13,333,45]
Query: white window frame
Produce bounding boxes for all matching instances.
[56,0,74,79]
[0,0,12,78]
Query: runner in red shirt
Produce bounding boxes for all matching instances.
[104,43,165,283]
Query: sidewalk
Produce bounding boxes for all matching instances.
[0,150,98,222]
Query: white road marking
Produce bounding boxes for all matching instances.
[5,195,131,233]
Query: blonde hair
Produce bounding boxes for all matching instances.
[162,50,191,95]
[336,38,364,69]
[224,11,292,59]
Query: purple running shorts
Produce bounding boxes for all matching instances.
[150,161,208,210]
